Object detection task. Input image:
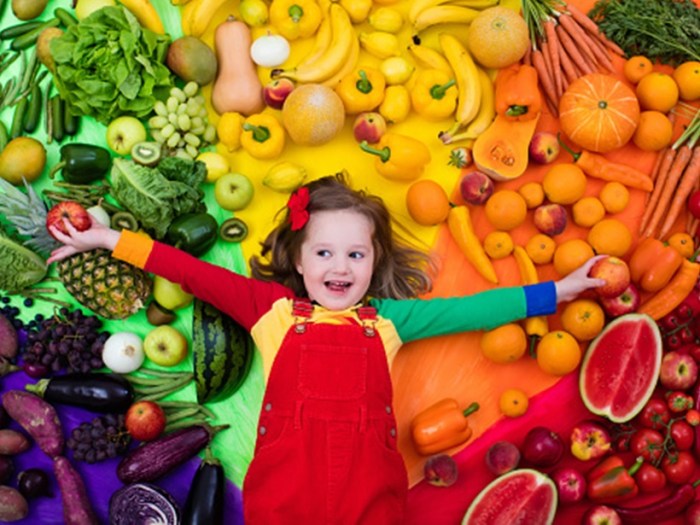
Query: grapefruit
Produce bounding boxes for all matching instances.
[579,313,662,423]
[281,84,345,146]
[466,7,529,69]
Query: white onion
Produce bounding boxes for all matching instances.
[102,332,145,373]
[250,34,290,67]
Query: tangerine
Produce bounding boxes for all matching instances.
[553,239,595,277]
[480,323,527,364]
[668,232,695,258]
[525,234,556,265]
[542,163,587,205]
[518,181,545,209]
[587,218,632,257]
[484,231,514,259]
[499,388,529,417]
[636,73,679,113]
[599,181,630,214]
[673,61,700,102]
[406,179,451,226]
[633,111,674,151]
[623,56,653,84]
[484,190,527,231]
[572,196,606,228]
[536,331,582,376]
[561,299,606,342]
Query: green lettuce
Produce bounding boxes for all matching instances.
[50,5,173,124]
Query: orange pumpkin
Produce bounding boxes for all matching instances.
[558,73,640,154]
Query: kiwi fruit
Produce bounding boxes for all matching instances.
[110,211,139,231]
[12,0,49,20]
[131,141,162,167]
[146,301,176,326]
[219,217,248,242]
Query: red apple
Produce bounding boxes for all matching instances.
[423,454,458,487]
[589,256,631,298]
[533,203,567,236]
[46,201,92,239]
[262,78,295,110]
[581,505,622,525]
[599,282,641,318]
[551,467,586,504]
[659,351,698,391]
[352,112,386,144]
[529,131,560,164]
[459,170,494,205]
[125,400,167,442]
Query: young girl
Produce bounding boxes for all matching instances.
[49,173,604,525]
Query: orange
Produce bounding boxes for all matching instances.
[561,299,606,342]
[623,56,653,84]
[599,182,630,214]
[633,111,674,151]
[572,196,606,228]
[518,181,545,209]
[525,234,556,265]
[542,163,587,205]
[673,61,700,102]
[587,218,632,257]
[484,190,527,231]
[480,323,527,364]
[484,231,514,260]
[636,73,679,112]
[536,330,581,376]
[499,388,529,417]
[553,239,595,277]
[405,179,451,226]
[668,232,695,258]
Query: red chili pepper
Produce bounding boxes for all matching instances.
[611,480,700,523]
[587,455,643,503]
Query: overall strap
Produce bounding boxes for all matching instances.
[292,298,313,333]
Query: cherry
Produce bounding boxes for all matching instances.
[681,326,696,344]
[678,304,695,320]
[666,333,683,350]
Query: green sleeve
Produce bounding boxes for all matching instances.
[371,286,531,344]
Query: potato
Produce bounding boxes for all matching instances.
[0,486,28,522]
[0,430,30,455]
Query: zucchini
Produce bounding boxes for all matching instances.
[192,298,254,404]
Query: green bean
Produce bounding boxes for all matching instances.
[19,48,37,94]
[0,51,20,75]
[0,121,8,152]
[10,17,60,51]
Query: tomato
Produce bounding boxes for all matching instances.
[667,391,694,413]
[630,428,665,463]
[662,451,697,485]
[634,463,667,493]
[686,408,700,426]
[670,420,695,450]
[687,190,700,220]
[636,398,671,430]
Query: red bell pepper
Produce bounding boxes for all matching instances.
[587,455,643,503]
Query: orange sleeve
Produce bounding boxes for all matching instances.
[111,230,155,269]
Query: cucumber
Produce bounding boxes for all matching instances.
[192,298,254,404]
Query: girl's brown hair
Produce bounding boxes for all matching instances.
[250,172,434,299]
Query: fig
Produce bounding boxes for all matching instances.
[424,454,458,487]
[484,440,521,475]
[522,426,564,467]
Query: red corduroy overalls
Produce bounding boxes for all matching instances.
[243,300,408,525]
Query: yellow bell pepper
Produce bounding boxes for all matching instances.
[336,68,386,114]
[269,0,322,40]
[241,113,286,160]
[447,205,498,284]
[359,132,430,181]
[410,69,458,120]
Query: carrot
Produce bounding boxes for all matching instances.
[543,19,563,97]
[531,49,558,116]
[539,38,557,105]
[586,31,617,73]
[648,113,678,186]
[642,145,694,238]
[565,2,625,56]
[557,13,600,70]
[641,147,678,227]
[659,147,700,239]
[523,44,532,66]
[555,24,595,75]
[556,36,579,85]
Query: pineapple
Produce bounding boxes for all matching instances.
[0,179,152,319]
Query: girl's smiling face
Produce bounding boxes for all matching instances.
[295,209,375,311]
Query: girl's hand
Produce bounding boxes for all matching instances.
[554,255,607,303]
[47,219,120,264]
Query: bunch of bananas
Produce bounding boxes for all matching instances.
[408,0,499,33]
[271,3,359,87]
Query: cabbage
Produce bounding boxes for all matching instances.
[109,483,180,525]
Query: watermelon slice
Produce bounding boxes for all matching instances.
[579,313,662,423]
[461,469,556,525]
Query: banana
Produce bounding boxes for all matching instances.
[188,0,230,36]
[295,7,333,68]
[408,0,497,26]
[359,31,401,60]
[263,161,308,193]
[440,66,494,144]
[274,4,355,84]
[406,43,452,74]
[449,0,499,7]
[119,0,165,33]
[412,5,479,33]
[439,33,481,132]
[321,29,360,87]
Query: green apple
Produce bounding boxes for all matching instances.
[153,276,193,311]
[214,172,254,211]
[106,116,147,156]
[143,325,189,367]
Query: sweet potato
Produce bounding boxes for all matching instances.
[2,390,63,458]
[0,429,30,455]
[53,456,98,525]
[0,485,28,522]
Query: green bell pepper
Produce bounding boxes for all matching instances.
[166,213,218,256]
[48,143,112,184]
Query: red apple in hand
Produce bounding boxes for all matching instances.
[599,282,641,318]
[125,400,167,442]
[589,256,631,298]
[46,201,92,239]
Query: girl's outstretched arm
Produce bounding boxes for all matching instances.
[47,220,121,264]
[554,255,607,304]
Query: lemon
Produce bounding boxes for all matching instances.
[216,112,244,153]
[368,7,403,33]
[197,151,230,183]
[380,57,415,85]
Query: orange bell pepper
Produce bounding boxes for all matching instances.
[410,398,479,456]
[494,63,542,122]
[629,237,683,292]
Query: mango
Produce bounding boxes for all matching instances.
[166,36,218,86]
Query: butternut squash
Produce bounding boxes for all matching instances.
[472,114,539,181]
[211,17,265,116]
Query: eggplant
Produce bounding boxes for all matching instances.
[24,373,134,413]
[182,449,225,525]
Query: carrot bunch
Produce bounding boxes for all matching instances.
[640,107,700,240]
[521,0,624,115]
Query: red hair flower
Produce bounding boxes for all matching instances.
[287,187,309,231]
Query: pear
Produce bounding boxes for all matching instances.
[36,27,64,72]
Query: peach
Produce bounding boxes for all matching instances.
[263,78,295,110]
[352,112,387,144]
[424,454,458,487]
[528,131,560,164]
[533,203,567,236]
[589,256,631,298]
[459,170,494,205]
[484,440,521,475]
